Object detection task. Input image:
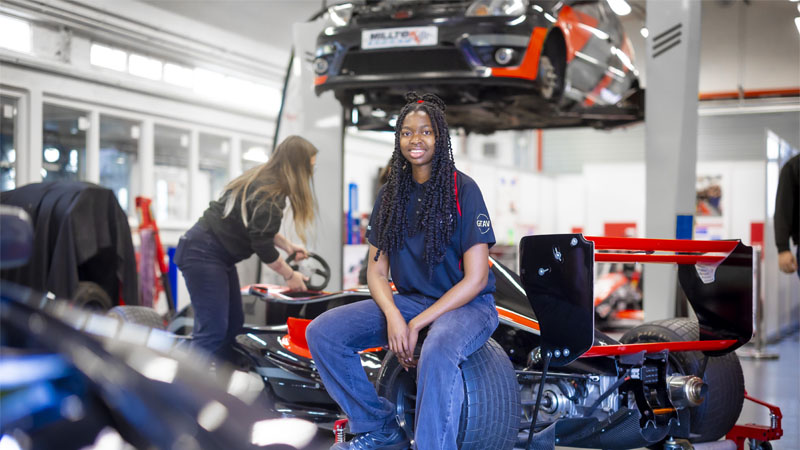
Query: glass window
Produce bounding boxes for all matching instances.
[154,124,189,222]
[0,95,18,191]
[241,140,270,172]
[199,133,231,204]
[42,104,88,182]
[100,115,140,215]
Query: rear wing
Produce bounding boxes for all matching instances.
[519,234,754,366]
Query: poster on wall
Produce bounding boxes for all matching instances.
[695,174,723,216]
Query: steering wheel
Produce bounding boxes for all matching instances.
[285,252,331,291]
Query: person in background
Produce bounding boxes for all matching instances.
[174,135,318,359]
[774,153,799,277]
[306,92,498,450]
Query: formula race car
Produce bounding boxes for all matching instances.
[107,233,781,449]
[313,0,644,133]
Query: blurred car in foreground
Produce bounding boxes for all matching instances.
[313,0,643,133]
[0,205,317,450]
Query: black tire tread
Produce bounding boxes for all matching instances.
[73,281,114,311]
[457,338,521,450]
[376,338,520,450]
[107,305,166,330]
[620,318,744,443]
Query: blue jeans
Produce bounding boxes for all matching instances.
[306,292,499,450]
[174,223,243,357]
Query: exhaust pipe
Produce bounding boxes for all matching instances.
[667,375,708,408]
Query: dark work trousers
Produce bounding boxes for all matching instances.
[174,222,243,359]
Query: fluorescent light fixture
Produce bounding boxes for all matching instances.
[795,16,800,34]
[164,63,195,88]
[640,27,649,38]
[194,68,226,96]
[223,77,281,115]
[90,43,127,72]
[607,0,632,16]
[129,53,163,80]
[224,76,254,103]
[249,83,282,115]
[0,14,32,53]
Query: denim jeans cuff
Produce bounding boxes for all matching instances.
[347,415,397,434]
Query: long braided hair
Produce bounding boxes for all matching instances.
[373,92,457,275]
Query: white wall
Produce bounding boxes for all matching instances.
[342,130,395,217]
[620,0,800,93]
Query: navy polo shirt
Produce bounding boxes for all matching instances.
[367,170,496,299]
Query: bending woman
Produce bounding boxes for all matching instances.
[307,93,497,450]
[175,135,318,358]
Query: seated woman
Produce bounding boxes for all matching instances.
[307,92,497,450]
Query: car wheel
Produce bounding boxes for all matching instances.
[537,54,560,101]
[73,281,114,312]
[376,337,520,450]
[620,318,744,443]
[107,305,167,330]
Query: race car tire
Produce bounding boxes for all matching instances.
[376,337,520,450]
[620,318,744,443]
[72,281,113,312]
[107,305,167,330]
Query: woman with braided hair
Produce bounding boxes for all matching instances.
[307,92,498,450]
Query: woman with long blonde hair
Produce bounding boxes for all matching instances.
[174,135,318,357]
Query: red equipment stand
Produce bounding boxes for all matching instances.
[725,391,783,450]
[333,418,348,444]
[135,197,175,314]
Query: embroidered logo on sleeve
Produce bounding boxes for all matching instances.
[476,214,491,234]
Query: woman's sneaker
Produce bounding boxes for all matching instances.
[330,425,409,450]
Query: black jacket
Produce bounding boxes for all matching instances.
[0,181,139,305]
[774,154,800,252]
[198,182,285,265]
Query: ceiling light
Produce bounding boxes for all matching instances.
[795,17,800,34]
[0,14,32,54]
[164,63,195,88]
[90,43,127,72]
[194,68,226,97]
[640,27,649,38]
[129,54,163,80]
[607,0,632,16]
